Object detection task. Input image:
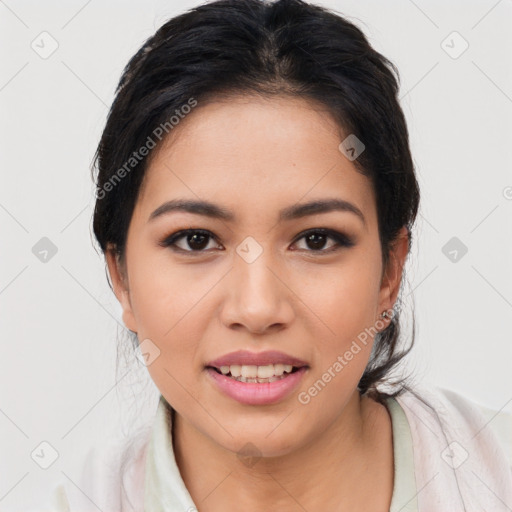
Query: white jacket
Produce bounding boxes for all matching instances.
[49,385,512,511]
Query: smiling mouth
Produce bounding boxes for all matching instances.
[206,364,303,383]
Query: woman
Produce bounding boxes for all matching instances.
[51,0,512,510]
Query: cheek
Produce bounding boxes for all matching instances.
[127,243,208,334]
[295,251,383,397]
[302,249,382,335]
[294,264,382,418]
[125,248,219,386]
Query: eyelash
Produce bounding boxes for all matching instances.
[158,228,355,256]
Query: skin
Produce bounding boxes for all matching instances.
[106,94,409,511]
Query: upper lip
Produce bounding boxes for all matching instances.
[206,350,309,369]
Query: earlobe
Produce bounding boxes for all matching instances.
[105,245,138,333]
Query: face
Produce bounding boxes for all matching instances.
[106,94,408,457]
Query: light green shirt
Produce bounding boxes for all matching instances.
[385,396,418,512]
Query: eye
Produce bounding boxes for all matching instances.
[159,228,355,255]
[159,229,222,253]
[291,228,355,254]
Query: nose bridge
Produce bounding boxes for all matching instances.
[235,240,280,306]
[222,238,292,332]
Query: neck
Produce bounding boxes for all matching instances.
[172,390,393,511]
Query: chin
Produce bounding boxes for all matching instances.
[210,415,308,458]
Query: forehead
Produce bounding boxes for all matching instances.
[136,95,376,227]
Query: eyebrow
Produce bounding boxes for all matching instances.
[148,198,366,226]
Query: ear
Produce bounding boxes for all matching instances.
[105,244,138,333]
[377,226,409,323]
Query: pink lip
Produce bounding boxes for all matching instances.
[205,366,308,405]
[206,350,309,369]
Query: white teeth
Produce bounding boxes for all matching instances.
[241,365,258,378]
[257,365,274,378]
[230,365,241,377]
[274,364,284,376]
[216,363,298,380]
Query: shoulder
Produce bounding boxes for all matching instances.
[394,383,512,493]
[396,384,512,464]
[437,387,512,460]
[384,385,512,509]
[49,425,152,512]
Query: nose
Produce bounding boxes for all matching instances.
[220,249,294,335]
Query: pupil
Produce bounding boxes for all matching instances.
[307,233,326,250]
[189,233,208,250]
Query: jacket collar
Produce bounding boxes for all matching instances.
[144,395,197,510]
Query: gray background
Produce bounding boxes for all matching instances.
[1,0,511,509]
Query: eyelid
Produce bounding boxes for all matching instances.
[158,228,223,252]
[292,227,355,249]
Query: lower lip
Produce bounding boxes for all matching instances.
[205,367,308,405]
